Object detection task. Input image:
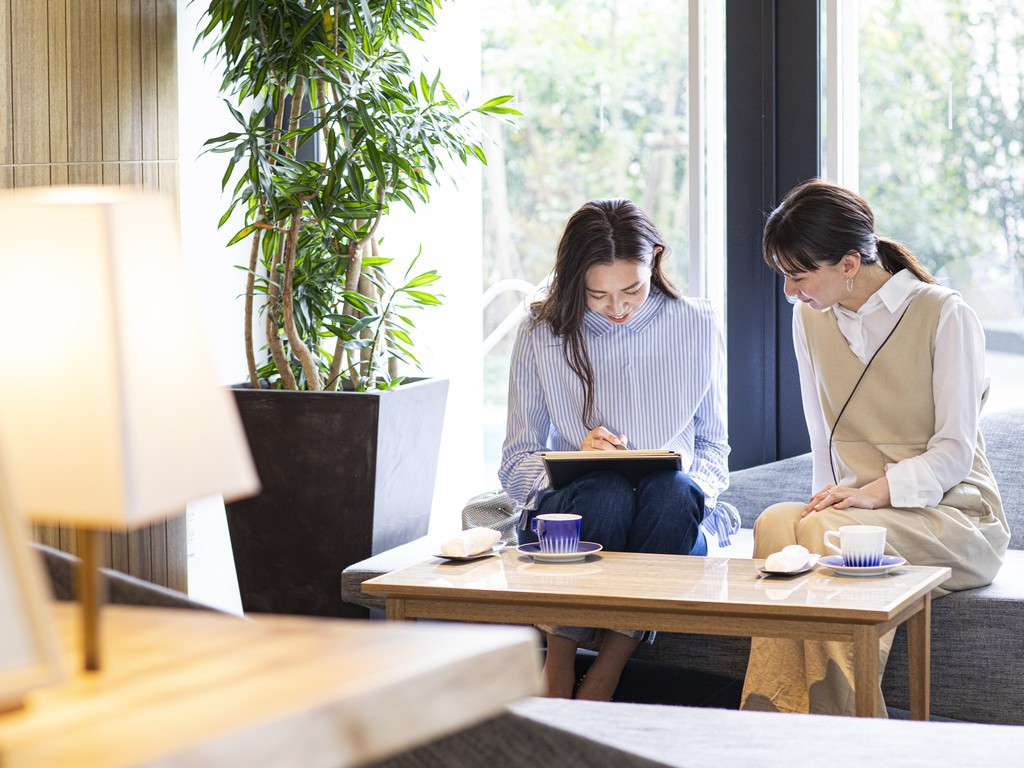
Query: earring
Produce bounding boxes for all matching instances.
[846,277,854,294]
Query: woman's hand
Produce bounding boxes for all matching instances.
[582,427,628,452]
[801,477,891,517]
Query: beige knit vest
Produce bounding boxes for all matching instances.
[800,283,1004,520]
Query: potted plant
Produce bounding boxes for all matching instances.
[197,0,516,618]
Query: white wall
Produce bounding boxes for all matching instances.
[177,1,251,613]
[177,5,252,385]
[394,3,486,537]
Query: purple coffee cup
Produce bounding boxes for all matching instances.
[531,513,582,554]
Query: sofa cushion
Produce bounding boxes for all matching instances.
[720,453,812,529]
[979,408,1024,549]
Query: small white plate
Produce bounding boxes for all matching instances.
[818,554,907,577]
[517,541,603,563]
[434,543,504,562]
[758,555,820,577]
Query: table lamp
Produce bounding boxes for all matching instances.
[0,185,260,671]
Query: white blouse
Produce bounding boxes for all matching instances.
[793,269,989,507]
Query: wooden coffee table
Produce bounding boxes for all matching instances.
[362,550,950,719]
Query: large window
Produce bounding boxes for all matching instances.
[832,0,1024,413]
[477,0,724,487]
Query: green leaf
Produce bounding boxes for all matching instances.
[405,291,443,306]
[389,328,413,345]
[403,271,441,289]
[227,224,257,246]
[478,94,516,111]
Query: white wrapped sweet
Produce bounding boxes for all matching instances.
[439,527,502,557]
[764,544,812,573]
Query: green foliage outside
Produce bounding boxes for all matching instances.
[479,0,1022,329]
[859,0,1023,322]
[479,0,692,348]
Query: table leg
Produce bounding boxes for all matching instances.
[906,594,931,721]
[852,624,880,717]
[385,598,407,621]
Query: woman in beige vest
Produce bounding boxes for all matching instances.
[740,179,1010,716]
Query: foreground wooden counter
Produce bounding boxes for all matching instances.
[0,603,542,767]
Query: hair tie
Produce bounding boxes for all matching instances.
[866,234,880,263]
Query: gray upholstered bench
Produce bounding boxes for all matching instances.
[362,697,1024,768]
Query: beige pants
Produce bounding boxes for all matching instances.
[743,632,896,717]
[739,501,981,716]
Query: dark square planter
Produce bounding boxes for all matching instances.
[225,378,448,618]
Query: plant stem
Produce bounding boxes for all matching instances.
[276,75,321,389]
[244,222,262,388]
[265,232,296,390]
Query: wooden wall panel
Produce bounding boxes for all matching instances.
[159,162,179,201]
[155,0,177,167]
[1,0,13,188]
[140,0,158,189]
[109,526,129,575]
[34,523,61,550]
[3,0,185,592]
[100,0,119,184]
[127,528,152,582]
[68,0,103,184]
[118,0,142,186]
[165,513,187,593]
[47,0,69,184]
[10,0,50,187]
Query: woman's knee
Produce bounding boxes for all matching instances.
[752,502,804,558]
[637,471,704,523]
[793,510,845,554]
[640,469,701,497]
[754,503,803,534]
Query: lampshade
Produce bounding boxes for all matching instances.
[0,186,259,528]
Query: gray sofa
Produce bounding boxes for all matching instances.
[363,698,1024,768]
[34,542,225,612]
[342,407,1024,725]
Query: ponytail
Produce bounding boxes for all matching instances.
[876,236,936,283]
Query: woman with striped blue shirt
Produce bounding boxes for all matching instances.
[500,198,737,700]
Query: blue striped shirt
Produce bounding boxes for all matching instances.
[499,288,739,543]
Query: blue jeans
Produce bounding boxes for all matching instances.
[520,469,706,555]
[521,469,706,643]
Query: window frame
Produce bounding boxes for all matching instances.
[724,0,821,470]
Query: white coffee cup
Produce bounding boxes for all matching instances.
[823,525,887,567]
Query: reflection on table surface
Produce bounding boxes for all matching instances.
[374,549,949,615]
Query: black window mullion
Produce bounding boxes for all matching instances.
[725,0,820,470]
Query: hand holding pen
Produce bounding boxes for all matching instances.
[582,427,629,452]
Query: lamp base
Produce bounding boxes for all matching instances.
[78,528,102,671]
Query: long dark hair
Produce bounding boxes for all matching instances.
[532,198,678,428]
[763,179,936,283]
